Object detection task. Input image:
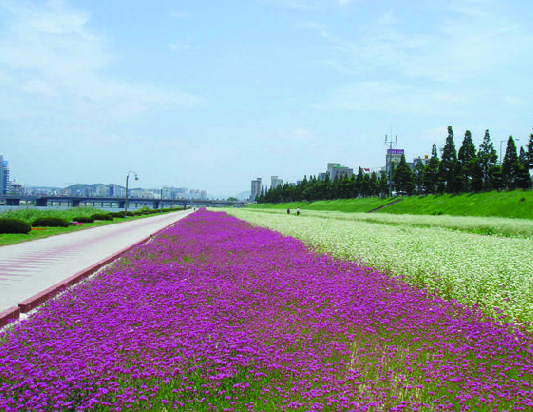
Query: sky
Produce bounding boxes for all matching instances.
[1,0,532,198]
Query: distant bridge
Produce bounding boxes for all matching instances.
[0,195,248,209]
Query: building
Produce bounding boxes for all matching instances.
[324,163,353,181]
[250,178,262,201]
[408,155,430,170]
[385,149,405,179]
[94,184,109,197]
[0,155,11,195]
[109,184,126,198]
[271,176,283,189]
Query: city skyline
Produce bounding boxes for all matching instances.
[1,1,533,197]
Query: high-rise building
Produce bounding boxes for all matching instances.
[271,176,283,189]
[109,184,126,198]
[0,155,11,195]
[324,163,353,180]
[250,178,262,201]
[385,149,404,177]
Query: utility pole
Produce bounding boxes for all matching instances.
[385,133,398,197]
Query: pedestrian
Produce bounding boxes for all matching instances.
[296,207,300,216]
[287,208,290,215]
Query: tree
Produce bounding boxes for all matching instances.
[457,130,477,192]
[361,173,371,197]
[379,170,388,196]
[477,129,498,191]
[369,171,379,196]
[349,174,358,198]
[502,136,519,189]
[414,160,425,194]
[516,163,532,190]
[355,168,364,197]
[527,130,533,170]
[471,159,483,192]
[424,145,440,194]
[393,154,416,195]
[439,126,458,193]
[519,146,528,168]
[339,174,351,198]
[490,165,504,192]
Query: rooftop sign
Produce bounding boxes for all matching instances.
[387,149,404,155]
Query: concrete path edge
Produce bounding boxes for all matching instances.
[0,214,187,329]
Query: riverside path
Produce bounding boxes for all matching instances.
[0,209,194,318]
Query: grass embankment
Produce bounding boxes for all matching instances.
[251,189,533,219]
[248,197,392,213]
[0,207,176,246]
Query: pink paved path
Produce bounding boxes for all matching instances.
[0,210,193,315]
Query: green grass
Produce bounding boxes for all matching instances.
[247,197,394,213]
[374,190,533,219]
[0,207,105,224]
[0,207,177,246]
[250,189,533,219]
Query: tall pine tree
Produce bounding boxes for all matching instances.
[439,126,458,193]
[457,130,477,192]
[393,154,416,195]
[526,130,533,170]
[477,129,498,191]
[424,144,440,194]
[502,136,519,189]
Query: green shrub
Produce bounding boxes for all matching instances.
[90,213,113,221]
[32,217,70,227]
[0,218,32,234]
[72,216,94,224]
[108,212,124,218]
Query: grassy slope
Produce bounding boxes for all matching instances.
[250,190,533,219]
[374,191,533,219]
[247,198,393,213]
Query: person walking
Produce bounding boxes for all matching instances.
[287,208,290,215]
[296,207,300,216]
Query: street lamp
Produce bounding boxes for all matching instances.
[124,170,138,218]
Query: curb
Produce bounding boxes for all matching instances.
[0,211,191,329]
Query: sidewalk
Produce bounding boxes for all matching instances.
[0,209,193,324]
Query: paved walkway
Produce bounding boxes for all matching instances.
[0,210,193,315]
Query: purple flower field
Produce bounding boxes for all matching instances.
[1,210,532,411]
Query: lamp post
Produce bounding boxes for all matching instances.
[124,170,138,218]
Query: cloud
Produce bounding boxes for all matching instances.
[258,0,351,10]
[304,0,533,83]
[316,81,468,115]
[504,96,525,105]
[169,39,193,51]
[0,0,203,122]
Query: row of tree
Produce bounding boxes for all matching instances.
[256,127,533,203]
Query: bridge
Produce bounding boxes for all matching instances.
[0,195,248,209]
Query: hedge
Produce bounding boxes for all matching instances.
[0,218,32,234]
[32,217,70,228]
[72,216,94,224]
[109,212,125,218]
[90,213,113,221]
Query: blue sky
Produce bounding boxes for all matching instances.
[1,0,532,197]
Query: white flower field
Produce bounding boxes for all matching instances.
[226,208,533,326]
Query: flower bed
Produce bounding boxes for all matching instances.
[0,210,532,411]
[227,208,533,326]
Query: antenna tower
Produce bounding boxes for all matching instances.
[385,131,398,197]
